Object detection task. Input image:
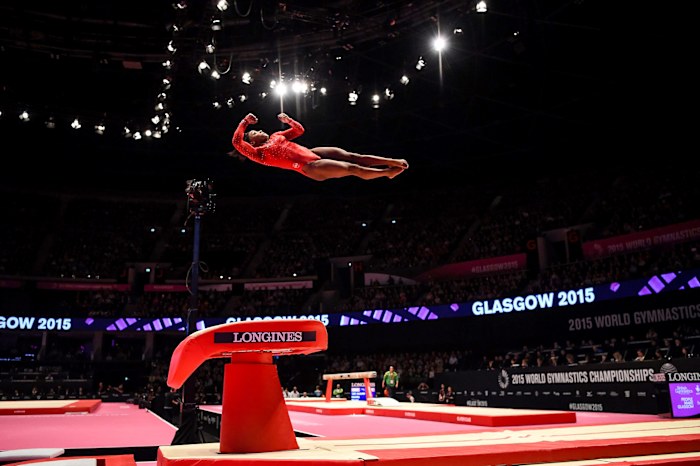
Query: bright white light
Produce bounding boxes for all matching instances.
[211,70,221,79]
[95,123,105,135]
[238,94,247,102]
[152,115,161,124]
[385,88,395,100]
[158,92,167,101]
[155,103,164,111]
[348,91,359,105]
[19,110,30,122]
[242,72,252,84]
[415,57,425,70]
[260,92,267,99]
[212,101,222,109]
[133,132,142,140]
[216,0,228,11]
[269,79,277,88]
[167,41,177,53]
[320,87,327,95]
[400,75,410,85]
[453,27,463,35]
[292,80,308,94]
[71,118,81,129]
[274,82,288,96]
[206,43,215,54]
[476,1,487,13]
[371,94,380,109]
[226,98,235,108]
[162,78,171,89]
[144,129,152,137]
[163,59,173,69]
[433,36,447,52]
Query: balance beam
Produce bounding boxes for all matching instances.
[322,371,377,403]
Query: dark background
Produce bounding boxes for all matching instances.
[0,0,688,198]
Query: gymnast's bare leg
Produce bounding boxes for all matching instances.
[301,159,404,181]
[310,147,409,169]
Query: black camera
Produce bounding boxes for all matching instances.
[185,179,216,215]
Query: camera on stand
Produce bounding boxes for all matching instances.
[185,179,216,217]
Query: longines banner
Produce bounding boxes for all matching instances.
[436,359,700,414]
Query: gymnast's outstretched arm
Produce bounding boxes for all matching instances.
[231,113,264,163]
[274,112,305,141]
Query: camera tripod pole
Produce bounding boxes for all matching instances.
[171,212,203,444]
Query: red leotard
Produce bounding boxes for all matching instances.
[231,116,321,174]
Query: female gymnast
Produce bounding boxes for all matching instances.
[230,112,408,181]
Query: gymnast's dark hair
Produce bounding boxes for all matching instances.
[243,132,250,143]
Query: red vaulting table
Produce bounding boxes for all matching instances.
[167,319,328,454]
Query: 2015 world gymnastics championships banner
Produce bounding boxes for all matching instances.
[1,267,698,332]
[582,219,700,259]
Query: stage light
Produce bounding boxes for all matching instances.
[216,0,228,11]
[348,91,359,105]
[172,1,187,10]
[123,126,132,138]
[211,70,221,79]
[19,110,30,122]
[476,1,487,13]
[371,94,380,108]
[71,118,82,129]
[454,27,463,35]
[206,42,216,54]
[152,115,161,124]
[238,94,247,102]
[274,82,288,96]
[226,98,235,108]
[167,40,177,53]
[320,87,327,95]
[163,59,173,69]
[95,123,105,135]
[416,57,426,70]
[198,60,210,73]
[211,18,222,31]
[133,131,142,140]
[45,116,56,128]
[292,80,308,94]
[144,129,153,137]
[212,101,222,109]
[385,88,395,100]
[400,75,410,85]
[242,72,252,84]
[433,36,447,52]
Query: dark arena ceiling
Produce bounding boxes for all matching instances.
[0,0,685,197]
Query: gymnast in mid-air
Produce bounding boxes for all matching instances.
[230,112,408,181]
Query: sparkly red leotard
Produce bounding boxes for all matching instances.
[231,116,321,174]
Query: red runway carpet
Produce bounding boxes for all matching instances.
[0,402,176,450]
